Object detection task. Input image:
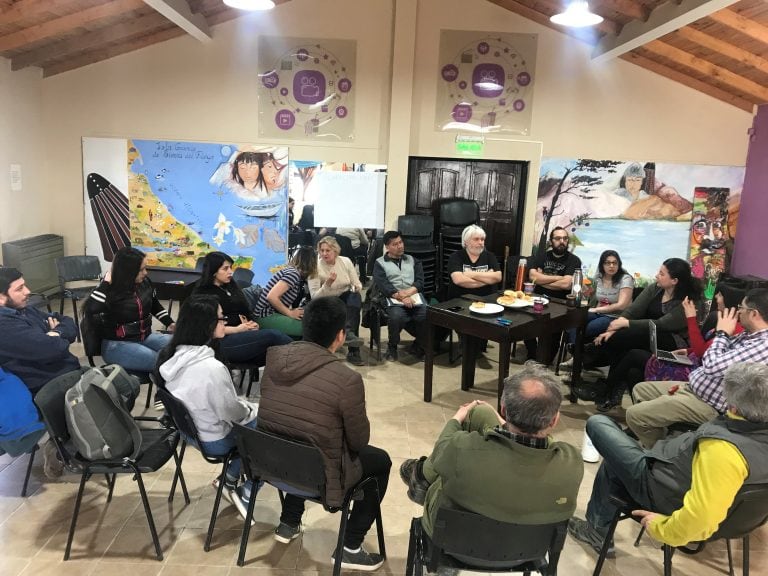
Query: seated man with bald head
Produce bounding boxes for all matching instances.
[400,364,583,539]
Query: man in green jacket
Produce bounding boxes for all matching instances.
[400,364,584,536]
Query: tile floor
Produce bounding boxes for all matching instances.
[1,319,765,576]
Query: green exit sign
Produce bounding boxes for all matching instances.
[456,140,484,155]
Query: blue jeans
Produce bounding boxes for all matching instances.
[221,329,291,364]
[102,332,172,373]
[585,415,654,534]
[199,418,258,483]
[568,312,613,343]
[386,304,427,349]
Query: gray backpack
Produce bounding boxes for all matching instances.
[64,366,142,460]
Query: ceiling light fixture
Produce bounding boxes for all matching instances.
[223,0,275,10]
[550,1,603,28]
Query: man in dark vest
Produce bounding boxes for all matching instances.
[570,362,768,557]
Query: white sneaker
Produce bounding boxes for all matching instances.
[581,430,600,463]
[559,358,574,372]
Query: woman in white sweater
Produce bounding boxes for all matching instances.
[156,295,260,523]
[307,236,364,365]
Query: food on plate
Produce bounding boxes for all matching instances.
[515,290,525,299]
[503,289,515,298]
[469,301,486,310]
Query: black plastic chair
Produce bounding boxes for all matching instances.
[406,508,567,576]
[55,255,102,341]
[34,370,186,561]
[399,215,437,297]
[593,486,768,576]
[225,360,261,397]
[233,424,386,573]
[156,387,237,552]
[437,199,480,289]
[233,267,254,289]
[28,292,52,313]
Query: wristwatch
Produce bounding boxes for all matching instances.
[714,329,730,339]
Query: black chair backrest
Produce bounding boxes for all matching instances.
[33,368,90,467]
[438,199,480,228]
[155,387,221,461]
[398,215,434,240]
[430,507,567,569]
[233,267,254,288]
[711,482,768,540]
[234,424,326,500]
[195,257,206,272]
[332,234,355,260]
[56,255,102,284]
[632,286,644,300]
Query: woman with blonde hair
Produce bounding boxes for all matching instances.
[308,236,364,365]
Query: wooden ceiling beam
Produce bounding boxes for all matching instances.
[676,26,768,77]
[708,8,768,43]
[0,0,73,27]
[643,39,768,102]
[486,0,603,44]
[11,11,171,70]
[142,0,211,43]
[622,51,754,111]
[592,0,738,63]
[609,0,651,22]
[42,26,184,77]
[0,0,145,52]
[536,0,622,36]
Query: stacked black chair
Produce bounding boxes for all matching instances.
[593,488,768,576]
[233,425,386,574]
[156,388,238,552]
[398,215,437,298]
[55,255,102,341]
[406,507,567,576]
[34,370,186,561]
[437,199,480,290]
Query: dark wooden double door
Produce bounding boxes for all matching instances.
[405,157,528,260]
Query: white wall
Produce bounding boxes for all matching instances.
[0,59,46,257]
[23,0,753,255]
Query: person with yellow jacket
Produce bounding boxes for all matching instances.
[569,361,768,556]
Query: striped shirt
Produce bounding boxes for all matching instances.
[690,328,768,413]
[253,267,303,318]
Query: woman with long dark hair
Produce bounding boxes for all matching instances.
[229,151,285,199]
[252,246,317,337]
[586,257,702,410]
[156,295,259,522]
[194,252,291,364]
[86,247,173,372]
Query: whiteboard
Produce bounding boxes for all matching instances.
[313,171,386,228]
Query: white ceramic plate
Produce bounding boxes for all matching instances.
[497,296,549,308]
[469,302,505,314]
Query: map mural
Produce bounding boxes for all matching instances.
[83,138,289,287]
[534,158,744,294]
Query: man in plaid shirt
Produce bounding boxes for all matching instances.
[626,288,768,447]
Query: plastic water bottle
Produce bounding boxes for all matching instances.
[571,269,583,307]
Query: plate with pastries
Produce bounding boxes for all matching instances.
[468,301,505,315]
[497,290,547,308]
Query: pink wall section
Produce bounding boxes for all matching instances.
[732,105,768,281]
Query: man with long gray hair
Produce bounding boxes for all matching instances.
[399,364,583,538]
[447,224,502,299]
[570,362,768,557]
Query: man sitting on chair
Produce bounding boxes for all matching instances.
[400,364,583,537]
[258,296,392,571]
[372,230,427,362]
[446,224,501,299]
[570,362,768,556]
[0,267,80,394]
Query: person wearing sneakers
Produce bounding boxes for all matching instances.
[156,295,261,522]
[570,362,768,557]
[372,230,427,362]
[258,296,392,570]
[400,365,583,538]
[307,236,365,366]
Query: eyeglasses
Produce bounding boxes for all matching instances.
[551,236,569,242]
[217,316,228,323]
[604,261,619,266]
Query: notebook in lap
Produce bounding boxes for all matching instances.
[649,321,693,365]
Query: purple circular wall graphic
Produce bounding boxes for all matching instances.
[441,64,459,82]
[335,106,348,118]
[452,104,473,123]
[513,99,525,111]
[280,87,289,96]
[296,48,309,61]
[338,78,352,93]
[458,80,467,89]
[517,71,531,86]
[275,109,296,130]
[261,71,279,89]
[477,42,490,54]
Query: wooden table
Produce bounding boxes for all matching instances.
[424,294,587,406]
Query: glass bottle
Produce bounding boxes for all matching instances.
[571,269,583,307]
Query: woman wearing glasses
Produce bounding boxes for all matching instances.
[156,295,260,523]
[193,252,291,365]
[584,250,635,339]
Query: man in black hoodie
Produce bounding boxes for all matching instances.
[258,296,391,571]
[0,267,80,393]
